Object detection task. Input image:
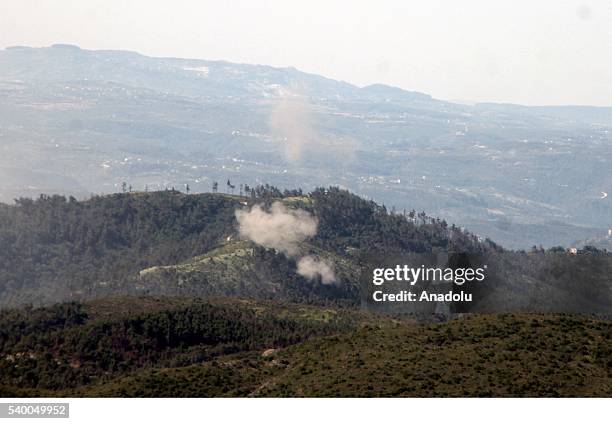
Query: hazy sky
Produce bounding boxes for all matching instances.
[1,0,611,106]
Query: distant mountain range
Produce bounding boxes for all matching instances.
[1,44,610,248]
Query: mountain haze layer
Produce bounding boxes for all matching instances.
[0,44,611,248]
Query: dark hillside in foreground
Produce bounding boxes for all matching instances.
[253,313,611,397]
[0,296,378,396]
[0,298,608,397]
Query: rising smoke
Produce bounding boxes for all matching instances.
[297,256,336,285]
[268,92,315,162]
[235,201,316,256]
[268,88,358,163]
[235,201,336,284]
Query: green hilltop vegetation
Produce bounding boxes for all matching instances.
[0,186,610,315]
[0,186,493,309]
[0,296,384,396]
[0,297,609,397]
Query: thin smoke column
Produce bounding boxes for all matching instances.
[268,90,316,162]
[268,87,359,163]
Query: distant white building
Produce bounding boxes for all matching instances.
[569,247,578,255]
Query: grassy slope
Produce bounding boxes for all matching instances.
[136,239,361,298]
[133,192,361,299]
[74,313,610,398]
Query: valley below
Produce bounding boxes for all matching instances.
[1,45,611,249]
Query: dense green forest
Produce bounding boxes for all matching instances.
[0,187,610,312]
[0,191,240,307]
[0,297,608,397]
[0,187,494,309]
[0,297,372,395]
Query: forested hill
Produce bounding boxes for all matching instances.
[0,297,609,397]
[0,187,494,309]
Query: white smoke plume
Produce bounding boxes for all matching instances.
[297,256,336,285]
[235,201,316,255]
[235,201,336,284]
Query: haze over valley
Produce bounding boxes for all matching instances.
[1,44,611,249]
